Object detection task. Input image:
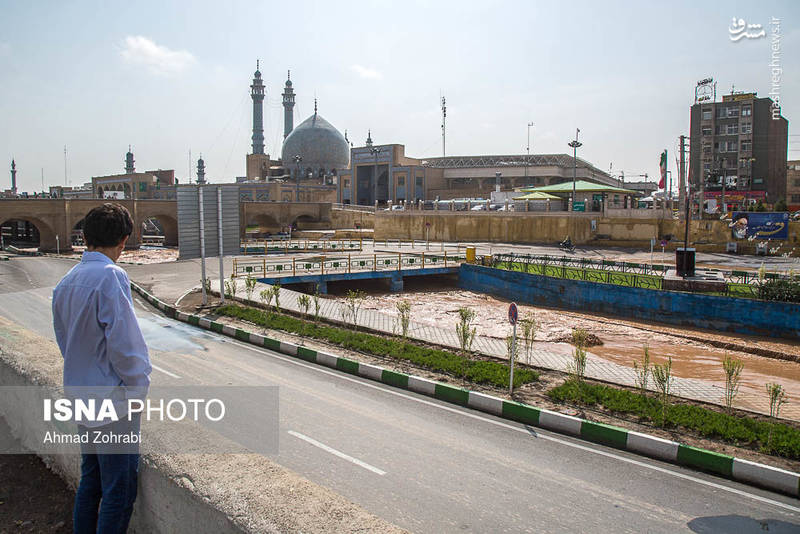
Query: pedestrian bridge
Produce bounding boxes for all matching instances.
[232,252,466,292]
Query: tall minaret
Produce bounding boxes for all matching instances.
[365,130,373,148]
[10,159,17,195]
[282,70,295,140]
[250,61,265,155]
[196,155,206,184]
[125,146,135,174]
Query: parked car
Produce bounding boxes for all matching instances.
[470,204,487,211]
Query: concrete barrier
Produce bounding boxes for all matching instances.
[0,317,404,533]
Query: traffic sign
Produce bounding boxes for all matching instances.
[508,302,518,325]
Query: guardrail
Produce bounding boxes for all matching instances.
[331,203,376,213]
[241,238,364,255]
[232,252,466,278]
[494,253,792,284]
[488,253,787,299]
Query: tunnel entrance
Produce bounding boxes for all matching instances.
[1,219,41,249]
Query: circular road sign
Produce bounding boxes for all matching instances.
[508,302,518,325]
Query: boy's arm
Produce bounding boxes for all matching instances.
[97,272,151,388]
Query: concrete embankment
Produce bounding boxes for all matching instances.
[0,316,405,534]
[458,264,800,340]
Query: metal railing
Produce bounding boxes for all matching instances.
[489,253,794,298]
[241,238,364,255]
[232,252,466,278]
[494,253,669,276]
[331,203,376,213]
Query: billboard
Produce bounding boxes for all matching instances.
[730,212,789,240]
[177,184,240,259]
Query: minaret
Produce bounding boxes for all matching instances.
[125,146,135,174]
[365,130,373,148]
[196,155,206,184]
[282,70,295,140]
[250,61,265,155]
[10,159,17,195]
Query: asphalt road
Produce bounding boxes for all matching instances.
[1,255,799,533]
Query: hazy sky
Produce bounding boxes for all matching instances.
[1,0,798,193]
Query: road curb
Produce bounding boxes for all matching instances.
[129,282,800,498]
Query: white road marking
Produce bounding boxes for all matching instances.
[222,337,800,514]
[135,298,146,307]
[288,430,386,476]
[151,363,181,379]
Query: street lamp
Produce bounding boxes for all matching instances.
[568,129,582,211]
[370,146,382,207]
[293,155,302,202]
[525,122,534,182]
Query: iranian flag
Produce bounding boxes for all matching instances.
[658,150,667,189]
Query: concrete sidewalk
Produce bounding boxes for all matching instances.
[227,278,799,421]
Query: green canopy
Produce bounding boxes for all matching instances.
[520,180,638,195]
[513,191,561,200]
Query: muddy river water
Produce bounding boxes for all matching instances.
[328,278,800,413]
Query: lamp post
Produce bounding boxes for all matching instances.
[293,155,302,202]
[525,122,534,182]
[568,129,582,211]
[370,146,382,207]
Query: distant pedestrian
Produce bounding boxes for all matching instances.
[52,203,151,533]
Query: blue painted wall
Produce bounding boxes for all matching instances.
[458,264,800,340]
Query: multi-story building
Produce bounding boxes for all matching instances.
[690,92,788,210]
[91,148,177,200]
[337,142,616,206]
[788,160,800,212]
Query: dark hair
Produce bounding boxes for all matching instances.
[83,203,133,247]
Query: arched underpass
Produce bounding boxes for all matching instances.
[0,217,57,250]
[139,214,178,247]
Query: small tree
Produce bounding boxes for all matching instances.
[520,316,537,365]
[651,356,673,427]
[455,307,477,354]
[224,274,237,301]
[259,288,273,325]
[271,283,281,313]
[722,354,744,414]
[395,300,411,339]
[297,294,311,319]
[765,382,788,451]
[313,291,322,323]
[568,345,587,382]
[244,276,257,302]
[343,289,366,328]
[202,277,211,295]
[633,344,651,394]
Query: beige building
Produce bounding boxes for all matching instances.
[337,143,616,206]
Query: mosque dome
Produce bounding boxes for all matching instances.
[281,113,350,171]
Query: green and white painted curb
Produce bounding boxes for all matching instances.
[130,282,800,498]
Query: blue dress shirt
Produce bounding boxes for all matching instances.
[53,251,151,389]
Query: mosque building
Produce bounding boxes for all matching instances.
[239,63,616,206]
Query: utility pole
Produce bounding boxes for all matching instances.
[63,145,68,186]
[441,96,447,157]
[525,122,533,182]
[679,135,686,220]
[568,129,582,211]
